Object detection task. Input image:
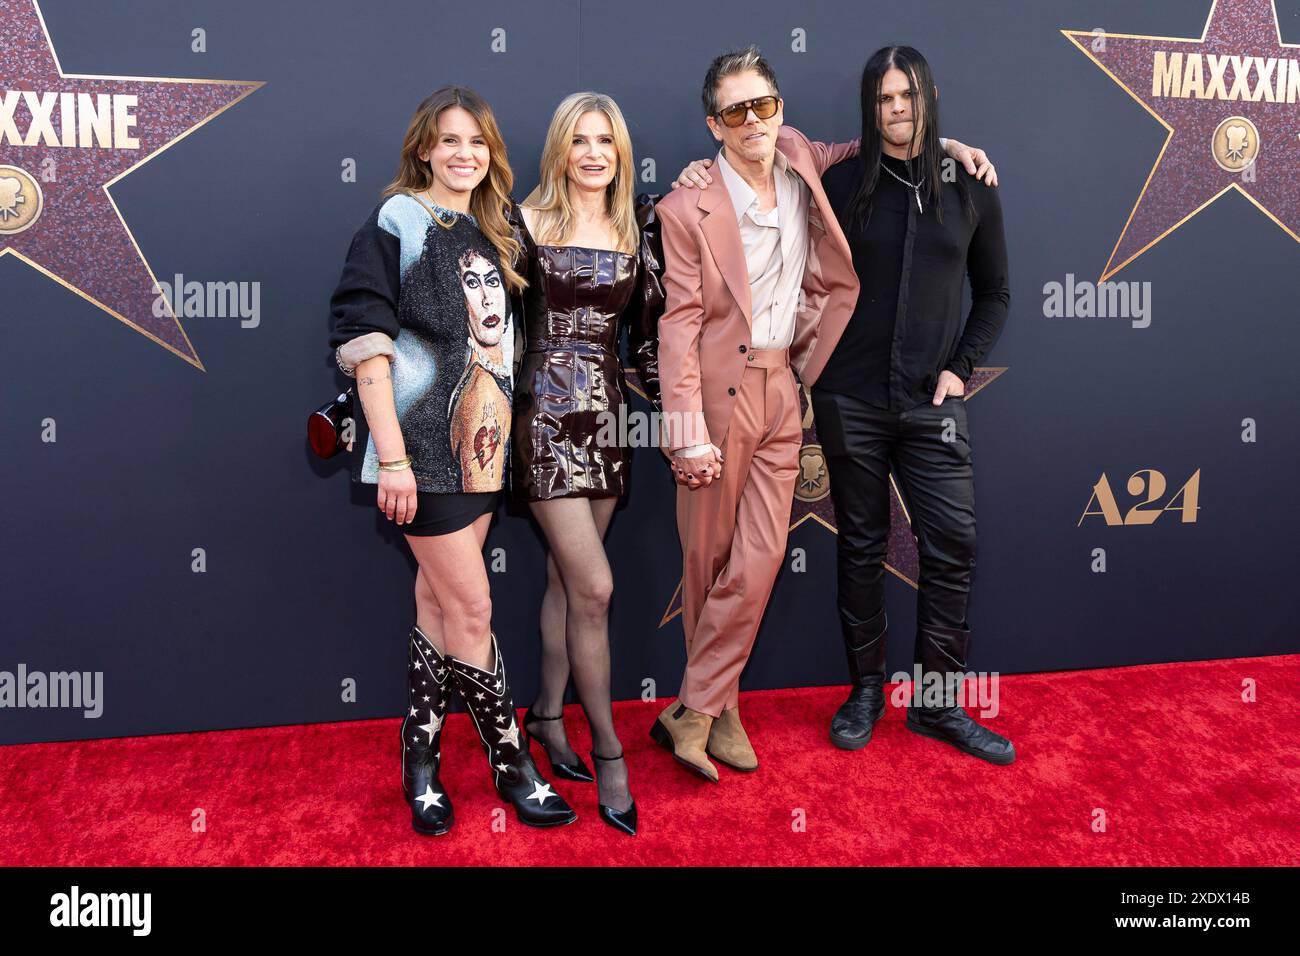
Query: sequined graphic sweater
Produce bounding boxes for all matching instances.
[329,193,516,494]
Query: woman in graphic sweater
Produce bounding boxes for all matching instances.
[328,86,576,836]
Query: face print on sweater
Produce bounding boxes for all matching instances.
[459,249,507,351]
[357,195,513,493]
[450,248,510,488]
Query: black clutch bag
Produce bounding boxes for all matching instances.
[308,387,355,459]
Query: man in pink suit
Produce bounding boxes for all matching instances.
[647,46,862,783]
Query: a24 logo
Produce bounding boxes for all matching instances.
[1078,468,1201,526]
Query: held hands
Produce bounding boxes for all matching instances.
[377,466,418,524]
[931,369,966,406]
[943,139,998,187]
[671,159,714,190]
[670,445,724,489]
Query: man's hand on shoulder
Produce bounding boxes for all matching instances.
[672,158,715,190]
[943,138,998,187]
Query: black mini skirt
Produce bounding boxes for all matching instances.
[403,490,501,537]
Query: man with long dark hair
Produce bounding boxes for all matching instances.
[813,46,1013,763]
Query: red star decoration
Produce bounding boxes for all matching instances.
[1063,0,1299,280]
[0,0,261,368]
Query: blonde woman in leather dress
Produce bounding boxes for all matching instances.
[511,92,665,836]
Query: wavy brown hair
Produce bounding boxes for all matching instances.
[383,86,526,292]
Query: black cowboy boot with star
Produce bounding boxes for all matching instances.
[449,633,577,828]
[905,621,1015,765]
[830,607,889,750]
[401,625,455,835]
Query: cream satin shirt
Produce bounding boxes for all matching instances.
[677,147,811,459]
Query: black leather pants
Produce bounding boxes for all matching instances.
[811,387,977,681]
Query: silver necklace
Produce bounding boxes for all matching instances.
[880,161,925,214]
[409,189,467,226]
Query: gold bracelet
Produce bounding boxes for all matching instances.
[378,456,413,472]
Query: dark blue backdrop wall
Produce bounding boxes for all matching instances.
[3,0,1297,745]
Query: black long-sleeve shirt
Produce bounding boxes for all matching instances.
[816,152,1009,410]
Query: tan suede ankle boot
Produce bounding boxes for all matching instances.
[707,706,758,771]
[649,699,718,783]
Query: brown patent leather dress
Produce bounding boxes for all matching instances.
[510,196,665,501]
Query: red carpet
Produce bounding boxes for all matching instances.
[2,655,1297,866]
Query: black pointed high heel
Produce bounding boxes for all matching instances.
[522,706,595,782]
[591,749,637,836]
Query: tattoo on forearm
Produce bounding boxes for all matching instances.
[359,373,391,386]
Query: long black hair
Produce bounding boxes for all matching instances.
[845,46,970,231]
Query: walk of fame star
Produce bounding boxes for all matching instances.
[1062,0,1299,280]
[0,0,261,368]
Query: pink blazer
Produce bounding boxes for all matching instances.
[655,125,860,451]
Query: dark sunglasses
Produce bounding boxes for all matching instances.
[714,95,780,128]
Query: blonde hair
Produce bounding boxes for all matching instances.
[383,86,526,293]
[522,92,637,254]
